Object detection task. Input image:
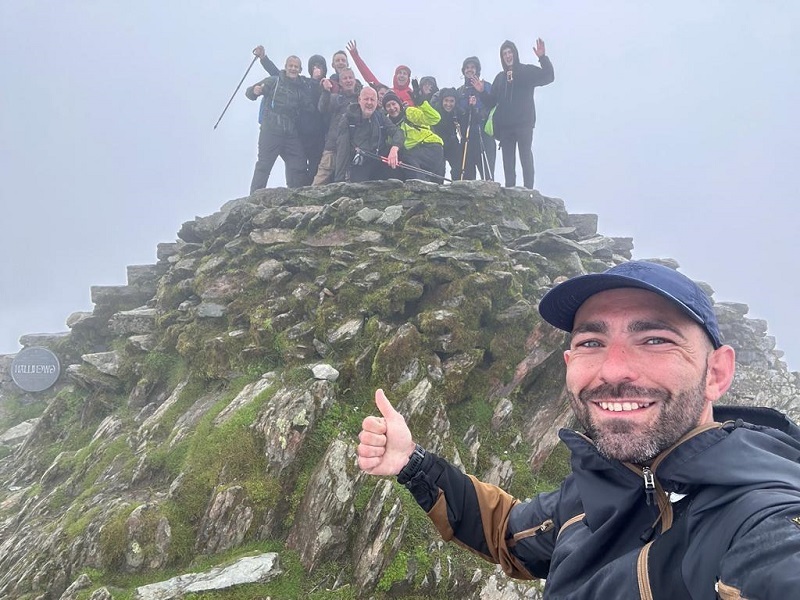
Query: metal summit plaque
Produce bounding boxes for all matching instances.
[10,347,61,392]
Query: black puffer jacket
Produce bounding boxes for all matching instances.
[489,40,554,133]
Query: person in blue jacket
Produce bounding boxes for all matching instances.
[456,56,496,181]
[358,260,800,599]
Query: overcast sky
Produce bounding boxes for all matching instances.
[1,1,797,371]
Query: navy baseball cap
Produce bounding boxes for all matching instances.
[538,261,723,348]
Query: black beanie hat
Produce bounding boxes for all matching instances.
[382,90,402,109]
[461,56,482,77]
[439,87,457,101]
[308,54,328,77]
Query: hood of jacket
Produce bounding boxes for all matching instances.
[393,64,412,90]
[462,56,481,77]
[307,54,328,78]
[499,40,520,71]
[420,76,438,92]
[436,87,457,108]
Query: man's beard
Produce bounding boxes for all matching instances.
[569,376,707,464]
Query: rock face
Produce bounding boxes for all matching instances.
[132,552,281,599]
[0,181,797,599]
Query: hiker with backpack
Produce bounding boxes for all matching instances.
[358,260,800,599]
[313,67,360,185]
[335,87,403,183]
[251,46,327,185]
[245,55,311,192]
[456,56,496,181]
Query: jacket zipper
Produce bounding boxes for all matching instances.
[508,519,554,548]
[642,467,656,506]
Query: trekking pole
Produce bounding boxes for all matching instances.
[396,161,452,183]
[356,148,452,183]
[213,54,259,130]
[459,108,472,180]
[477,124,494,182]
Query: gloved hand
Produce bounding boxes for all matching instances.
[410,78,421,104]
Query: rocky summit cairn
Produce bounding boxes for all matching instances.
[1,180,797,599]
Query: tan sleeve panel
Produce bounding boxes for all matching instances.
[716,580,747,599]
[427,489,456,541]
[469,475,536,580]
[424,479,537,580]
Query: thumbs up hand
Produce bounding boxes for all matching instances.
[357,389,416,476]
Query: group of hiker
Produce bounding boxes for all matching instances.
[244,39,554,194]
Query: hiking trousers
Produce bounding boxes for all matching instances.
[497,126,534,189]
[250,126,307,193]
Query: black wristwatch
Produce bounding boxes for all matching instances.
[397,443,426,484]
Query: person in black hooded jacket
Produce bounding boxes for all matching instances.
[298,54,328,184]
[432,88,462,181]
[488,39,554,189]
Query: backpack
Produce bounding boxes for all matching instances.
[484,106,496,137]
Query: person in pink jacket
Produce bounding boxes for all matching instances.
[346,40,415,106]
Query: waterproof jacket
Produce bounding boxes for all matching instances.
[489,40,554,133]
[259,55,279,77]
[246,72,314,136]
[298,77,325,143]
[334,103,404,182]
[348,48,415,107]
[404,405,800,599]
[390,101,443,150]
[431,105,460,151]
[318,87,359,150]
[456,79,494,128]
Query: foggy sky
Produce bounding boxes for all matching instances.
[1,1,797,370]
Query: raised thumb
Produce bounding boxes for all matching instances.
[374,388,398,419]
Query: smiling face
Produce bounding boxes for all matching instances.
[501,47,515,67]
[332,51,349,72]
[339,69,356,92]
[564,287,734,463]
[359,87,377,117]
[284,56,302,79]
[395,68,410,86]
[442,96,455,112]
[384,99,402,118]
[463,62,478,79]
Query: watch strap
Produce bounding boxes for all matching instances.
[397,443,426,484]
